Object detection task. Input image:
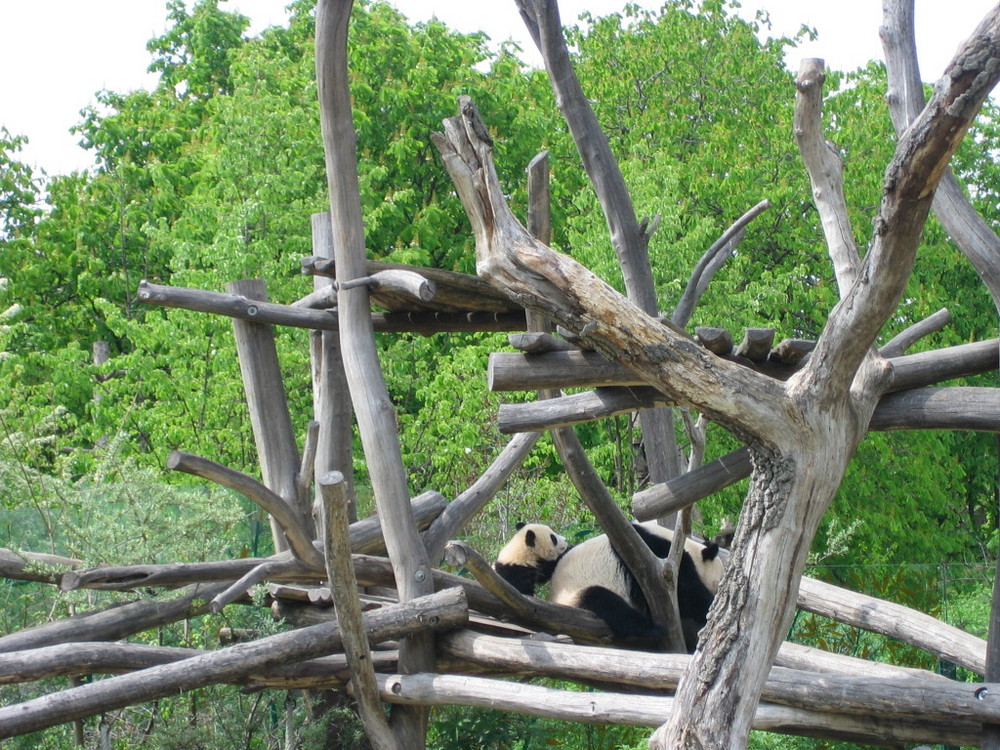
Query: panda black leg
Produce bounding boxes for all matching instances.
[575,586,665,649]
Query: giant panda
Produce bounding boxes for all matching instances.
[493,522,569,596]
[548,521,723,651]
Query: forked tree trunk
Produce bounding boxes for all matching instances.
[433,6,1000,737]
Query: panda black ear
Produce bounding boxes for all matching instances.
[516,521,527,531]
[702,542,721,562]
[524,529,537,547]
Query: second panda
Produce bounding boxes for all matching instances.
[548,521,723,652]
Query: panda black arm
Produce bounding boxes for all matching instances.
[494,562,540,596]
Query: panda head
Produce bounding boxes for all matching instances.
[690,539,724,593]
[498,522,569,567]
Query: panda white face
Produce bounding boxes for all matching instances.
[493,522,569,597]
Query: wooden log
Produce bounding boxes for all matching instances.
[736,328,775,361]
[320,471,400,750]
[506,331,576,353]
[167,450,322,568]
[340,269,437,310]
[769,338,816,366]
[695,327,734,356]
[439,630,994,723]
[798,576,987,675]
[0,549,84,583]
[488,338,998,392]
[497,386,671,434]
[0,583,228,653]
[60,493,446,592]
[137,280,526,333]
[315,2,435,743]
[302,256,519,313]
[0,588,468,739]
[374,671,982,746]
[229,278,305,553]
[633,447,751,520]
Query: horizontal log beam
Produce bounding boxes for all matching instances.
[0,588,468,739]
[489,338,998,392]
[440,629,996,723]
[375,670,982,746]
[137,281,525,334]
[631,387,1000,520]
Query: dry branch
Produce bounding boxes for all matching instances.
[315,2,436,742]
[321,471,399,750]
[443,541,614,644]
[489,338,998,394]
[0,549,83,583]
[0,588,468,739]
[439,630,996,723]
[168,450,322,568]
[423,431,541,562]
[137,280,525,333]
[0,583,228,654]
[373,671,982,746]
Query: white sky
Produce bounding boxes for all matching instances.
[0,0,996,176]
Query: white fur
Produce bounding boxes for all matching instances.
[550,522,722,607]
[496,523,568,566]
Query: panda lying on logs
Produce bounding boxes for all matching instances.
[494,520,723,651]
[549,521,723,652]
[492,522,569,596]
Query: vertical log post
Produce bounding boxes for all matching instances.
[228,278,302,554]
[315,1,435,745]
[310,212,357,522]
[320,471,400,750]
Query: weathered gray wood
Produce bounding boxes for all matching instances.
[794,62,861,294]
[320,471,400,750]
[374,671,982,746]
[60,494,445,592]
[0,583,228,653]
[695,327,733,355]
[516,0,682,486]
[302,256,520,313]
[167,450,322,568]
[210,561,286,612]
[798,576,987,675]
[311,212,357,522]
[880,308,952,357]
[340,269,437,308]
[769,338,815,366]
[444,541,616,644]
[489,338,998,393]
[423,432,540,563]
[315,2,435,744]
[433,28,1000,743]
[228,278,303,555]
[439,630,998,723]
[0,588,468,739]
[497,386,671,434]
[0,549,83,583]
[550,425,686,651]
[0,639,397,691]
[137,280,525,333]
[506,331,576,353]
[673,200,769,328]
[736,327,775,361]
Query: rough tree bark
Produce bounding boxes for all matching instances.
[315,0,435,745]
[433,4,1000,740]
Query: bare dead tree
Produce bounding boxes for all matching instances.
[432,2,1000,739]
